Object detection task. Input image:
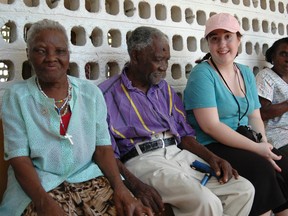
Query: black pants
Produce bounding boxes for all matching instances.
[278,144,288,157]
[206,143,288,216]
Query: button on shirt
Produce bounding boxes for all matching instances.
[99,67,195,158]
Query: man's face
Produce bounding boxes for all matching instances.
[137,36,170,85]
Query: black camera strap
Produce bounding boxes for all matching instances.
[210,58,249,126]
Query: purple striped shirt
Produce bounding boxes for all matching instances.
[99,67,196,158]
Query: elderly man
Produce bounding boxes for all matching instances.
[99,26,254,216]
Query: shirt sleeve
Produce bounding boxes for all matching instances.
[1,87,30,160]
[107,115,121,158]
[242,65,261,110]
[170,86,196,138]
[256,69,274,102]
[95,87,112,146]
[184,63,217,110]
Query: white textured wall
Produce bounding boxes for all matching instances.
[0,0,287,115]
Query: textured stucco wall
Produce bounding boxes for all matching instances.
[0,0,287,114]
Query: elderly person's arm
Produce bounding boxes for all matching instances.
[94,145,153,216]
[259,97,288,121]
[115,158,165,214]
[10,157,65,216]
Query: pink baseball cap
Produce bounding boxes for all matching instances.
[204,13,241,37]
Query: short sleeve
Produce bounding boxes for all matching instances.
[256,69,274,102]
[184,63,217,110]
[95,87,112,146]
[2,86,30,160]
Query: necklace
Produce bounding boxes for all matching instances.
[210,58,249,126]
[55,97,69,104]
[35,77,74,145]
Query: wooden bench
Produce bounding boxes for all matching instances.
[0,119,9,203]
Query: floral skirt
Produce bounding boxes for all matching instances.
[22,176,117,216]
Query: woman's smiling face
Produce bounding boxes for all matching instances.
[207,29,241,65]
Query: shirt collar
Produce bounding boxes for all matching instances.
[27,75,78,110]
[120,65,165,93]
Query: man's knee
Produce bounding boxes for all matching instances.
[177,188,223,215]
[232,177,255,201]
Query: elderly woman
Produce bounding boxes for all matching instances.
[256,37,288,156]
[0,19,152,216]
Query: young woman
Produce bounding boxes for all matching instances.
[184,13,288,216]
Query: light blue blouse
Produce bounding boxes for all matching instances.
[0,75,111,215]
[184,62,261,145]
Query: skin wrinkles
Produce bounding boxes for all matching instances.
[128,36,170,92]
[27,29,70,86]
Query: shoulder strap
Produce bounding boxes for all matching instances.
[210,58,249,125]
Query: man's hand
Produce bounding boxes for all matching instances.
[116,159,165,214]
[207,155,239,184]
[94,147,154,215]
[113,185,154,216]
[129,180,165,214]
[179,136,239,184]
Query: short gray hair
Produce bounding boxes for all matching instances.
[26,19,69,50]
[127,26,168,55]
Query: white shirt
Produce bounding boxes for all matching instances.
[256,68,288,149]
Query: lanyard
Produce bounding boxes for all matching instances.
[210,58,249,126]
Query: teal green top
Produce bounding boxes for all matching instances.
[184,61,261,145]
[0,76,111,215]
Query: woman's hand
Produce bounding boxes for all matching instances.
[9,157,66,215]
[35,195,65,216]
[113,185,154,216]
[256,142,282,172]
